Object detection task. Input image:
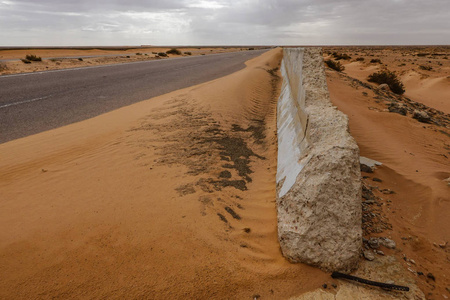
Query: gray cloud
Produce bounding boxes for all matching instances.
[0,0,449,45]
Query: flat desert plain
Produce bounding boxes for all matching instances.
[323,46,450,299]
[0,46,261,75]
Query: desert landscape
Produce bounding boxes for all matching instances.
[2,0,449,298]
[1,48,332,299]
[0,46,264,75]
[323,46,450,299]
[1,44,448,299]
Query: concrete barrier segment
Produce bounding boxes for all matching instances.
[276,47,362,272]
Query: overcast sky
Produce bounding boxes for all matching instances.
[1,0,449,46]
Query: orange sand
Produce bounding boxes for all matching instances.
[324,46,450,114]
[0,48,327,299]
[325,46,450,298]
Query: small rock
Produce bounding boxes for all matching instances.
[376,250,385,256]
[378,83,390,91]
[331,283,337,288]
[368,238,380,249]
[322,283,327,289]
[363,200,376,204]
[413,110,432,123]
[373,177,383,182]
[360,164,374,173]
[417,271,424,276]
[381,238,396,249]
[427,273,436,281]
[439,242,447,248]
[388,103,407,116]
[446,287,450,293]
[444,178,450,187]
[363,250,375,261]
[362,185,375,200]
[382,189,395,194]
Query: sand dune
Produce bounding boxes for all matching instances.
[324,47,450,297]
[0,48,328,299]
[401,71,450,113]
[324,46,450,114]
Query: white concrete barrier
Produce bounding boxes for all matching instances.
[276,48,362,272]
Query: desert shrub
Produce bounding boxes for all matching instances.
[25,54,42,61]
[417,53,429,57]
[158,52,168,57]
[332,52,351,60]
[367,70,405,94]
[152,52,157,54]
[166,48,181,55]
[184,51,192,55]
[370,58,381,64]
[136,52,142,55]
[126,55,130,58]
[355,57,365,62]
[419,65,432,71]
[0,62,7,71]
[248,47,255,50]
[78,58,83,61]
[21,59,31,64]
[325,59,345,72]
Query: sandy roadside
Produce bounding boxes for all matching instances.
[0,48,329,299]
[324,47,450,299]
[0,47,262,75]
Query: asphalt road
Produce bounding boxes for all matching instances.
[0,49,267,143]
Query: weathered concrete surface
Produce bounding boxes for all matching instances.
[276,47,362,272]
